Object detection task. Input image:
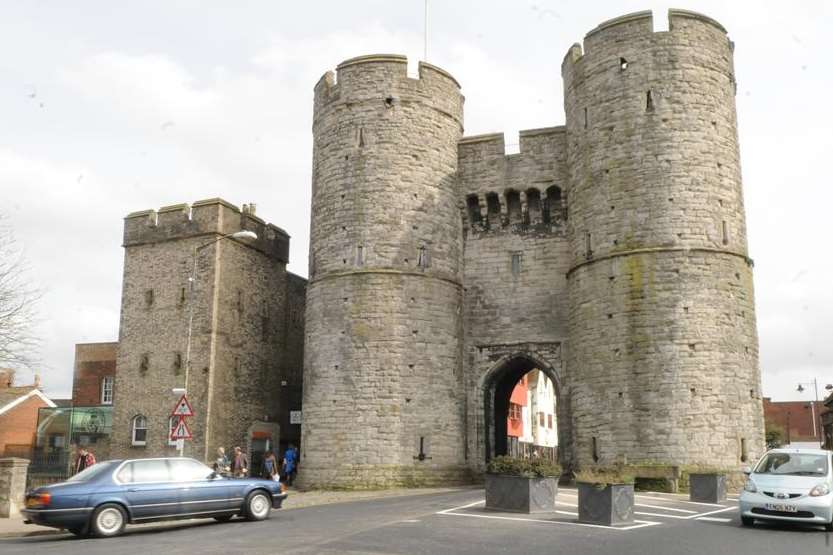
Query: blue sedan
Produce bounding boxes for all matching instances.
[21,457,288,538]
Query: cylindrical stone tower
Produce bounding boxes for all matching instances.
[562,10,764,468]
[301,55,468,488]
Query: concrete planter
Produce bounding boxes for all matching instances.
[689,473,727,503]
[484,474,558,513]
[577,482,634,526]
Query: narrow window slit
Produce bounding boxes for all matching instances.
[646,90,654,112]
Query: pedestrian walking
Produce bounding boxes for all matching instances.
[230,445,249,478]
[213,447,230,476]
[282,444,298,486]
[73,446,96,475]
[262,449,279,481]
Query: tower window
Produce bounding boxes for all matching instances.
[417,246,428,269]
[466,195,482,226]
[646,90,654,112]
[511,252,522,276]
[619,57,628,71]
[722,220,729,245]
[139,354,149,374]
[356,245,364,266]
[592,437,600,463]
[585,232,593,258]
[144,289,154,307]
[173,352,183,374]
[584,107,588,129]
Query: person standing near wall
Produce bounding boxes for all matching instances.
[229,446,248,478]
[73,446,96,475]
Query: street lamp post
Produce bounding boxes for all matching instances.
[797,378,822,446]
[176,230,257,457]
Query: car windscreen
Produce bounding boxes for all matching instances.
[754,452,829,477]
[65,461,118,482]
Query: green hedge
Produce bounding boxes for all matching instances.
[486,456,562,478]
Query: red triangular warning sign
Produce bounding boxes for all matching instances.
[170,416,192,440]
[171,395,194,417]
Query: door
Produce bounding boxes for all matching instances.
[119,459,180,520]
[169,458,236,517]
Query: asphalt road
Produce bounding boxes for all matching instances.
[3,488,833,554]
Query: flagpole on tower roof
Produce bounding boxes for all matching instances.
[424,0,428,61]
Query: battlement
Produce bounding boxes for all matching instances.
[313,54,463,126]
[458,126,565,158]
[562,9,730,75]
[123,198,290,263]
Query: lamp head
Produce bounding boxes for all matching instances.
[231,230,257,241]
[797,384,805,393]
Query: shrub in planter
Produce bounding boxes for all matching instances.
[686,467,728,503]
[575,470,636,526]
[485,456,562,514]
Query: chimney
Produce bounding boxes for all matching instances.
[34,373,41,389]
[0,369,15,388]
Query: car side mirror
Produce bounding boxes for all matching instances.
[208,471,219,480]
[742,466,752,475]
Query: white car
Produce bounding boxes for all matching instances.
[739,448,833,530]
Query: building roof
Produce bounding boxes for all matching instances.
[0,387,56,416]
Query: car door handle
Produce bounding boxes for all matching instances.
[127,488,139,492]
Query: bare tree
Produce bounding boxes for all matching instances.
[0,215,41,370]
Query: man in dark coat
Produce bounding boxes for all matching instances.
[230,445,249,478]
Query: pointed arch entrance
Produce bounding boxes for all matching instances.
[481,352,567,465]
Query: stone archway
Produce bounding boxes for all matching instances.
[481,352,568,467]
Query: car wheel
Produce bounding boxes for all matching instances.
[244,490,271,521]
[90,503,127,538]
[67,525,87,537]
[213,514,233,522]
[741,516,754,527]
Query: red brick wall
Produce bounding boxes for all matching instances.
[73,343,117,406]
[763,398,824,443]
[0,395,49,456]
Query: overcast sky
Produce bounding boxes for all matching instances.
[1,1,830,402]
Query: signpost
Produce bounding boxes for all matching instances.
[170,394,194,456]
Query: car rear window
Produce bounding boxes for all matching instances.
[754,452,829,477]
[66,461,117,482]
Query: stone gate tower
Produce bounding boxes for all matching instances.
[562,10,763,467]
[301,56,469,488]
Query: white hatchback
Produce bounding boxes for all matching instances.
[739,448,833,530]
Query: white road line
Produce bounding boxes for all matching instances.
[634,494,727,507]
[635,511,690,520]
[436,510,662,531]
[436,500,486,514]
[690,506,737,518]
[697,516,733,523]
[633,503,697,513]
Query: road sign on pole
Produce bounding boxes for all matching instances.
[170,416,193,440]
[171,395,194,417]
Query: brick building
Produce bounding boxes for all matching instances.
[72,342,117,407]
[763,397,824,446]
[0,369,55,458]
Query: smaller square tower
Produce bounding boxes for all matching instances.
[110,199,306,465]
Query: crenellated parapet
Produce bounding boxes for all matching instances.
[123,198,290,263]
[458,127,567,235]
[313,54,463,130]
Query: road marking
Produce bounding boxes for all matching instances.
[399,519,421,523]
[633,503,697,514]
[633,494,727,507]
[436,500,661,531]
[697,516,733,523]
[690,506,737,518]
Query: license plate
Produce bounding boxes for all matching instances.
[765,503,798,513]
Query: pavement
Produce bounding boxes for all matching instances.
[2,487,833,553]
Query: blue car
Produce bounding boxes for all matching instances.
[21,457,288,538]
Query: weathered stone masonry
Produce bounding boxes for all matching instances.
[301,9,764,488]
[110,199,305,462]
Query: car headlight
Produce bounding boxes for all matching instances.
[809,483,831,497]
[743,480,757,493]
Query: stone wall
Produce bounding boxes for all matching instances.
[458,128,573,471]
[562,10,764,468]
[0,458,29,518]
[301,55,469,488]
[111,199,305,465]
